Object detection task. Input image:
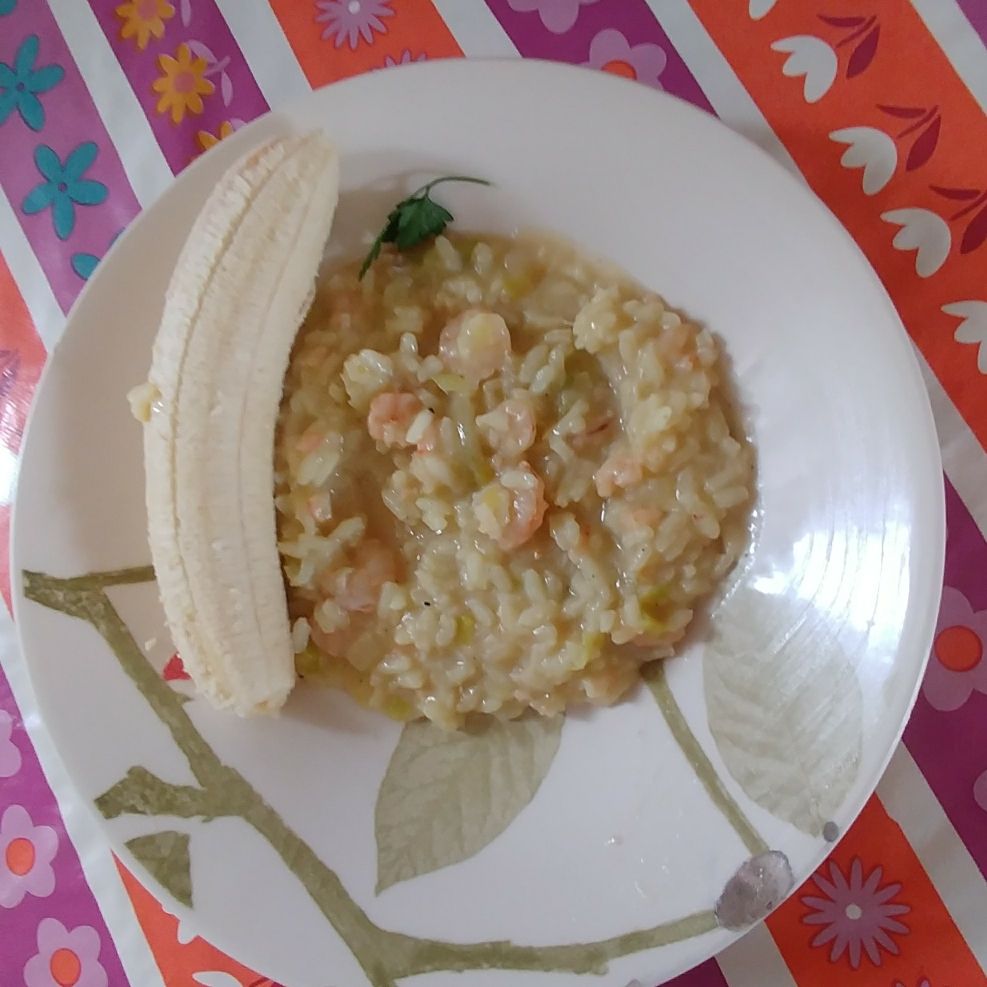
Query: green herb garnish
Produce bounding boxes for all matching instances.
[359,175,491,279]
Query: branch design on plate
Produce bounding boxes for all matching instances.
[645,662,767,856]
[23,565,733,986]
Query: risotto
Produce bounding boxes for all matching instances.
[275,233,753,728]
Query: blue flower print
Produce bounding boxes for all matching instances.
[0,35,65,132]
[71,252,99,280]
[22,143,108,240]
[70,228,123,281]
[0,0,17,15]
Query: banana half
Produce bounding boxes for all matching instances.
[135,133,340,715]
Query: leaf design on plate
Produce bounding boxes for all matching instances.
[375,715,562,893]
[906,115,940,172]
[704,588,863,837]
[126,830,193,907]
[846,25,879,78]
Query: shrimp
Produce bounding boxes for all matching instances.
[477,397,536,460]
[474,464,548,550]
[335,539,399,613]
[439,310,512,382]
[594,451,643,497]
[367,392,424,448]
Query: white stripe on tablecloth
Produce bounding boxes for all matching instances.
[47,0,172,209]
[644,0,801,178]
[213,0,311,106]
[877,744,987,970]
[0,602,165,987]
[430,0,521,58]
[911,0,987,111]
[916,346,987,541]
[716,922,798,987]
[0,187,64,350]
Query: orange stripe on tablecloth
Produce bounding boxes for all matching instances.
[268,0,461,86]
[767,796,984,983]
[116,859,277,986]
[691,0,987,450]
[0,255,47,611]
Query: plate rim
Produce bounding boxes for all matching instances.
[9,56,946,985]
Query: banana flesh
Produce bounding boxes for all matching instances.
[138,133,340,715]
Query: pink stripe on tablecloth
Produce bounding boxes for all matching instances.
[484,0,713,112]
[0,666,129,985]
[88,0,268,174]
[0,4,140,313]
[660,958,730,987]
[904,477,987,879]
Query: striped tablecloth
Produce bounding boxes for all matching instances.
[1,2,985,985]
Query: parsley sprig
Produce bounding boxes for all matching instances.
[359,175,491,279]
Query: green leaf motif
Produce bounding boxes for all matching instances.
[375,715,563,893]
[126,830,193,907]
[704,587,863,837]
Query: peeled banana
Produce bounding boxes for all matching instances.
[135,133,340,715]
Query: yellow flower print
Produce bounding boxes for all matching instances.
[197,120,235,153]
[115,0,175,51]
[152,43,214,124]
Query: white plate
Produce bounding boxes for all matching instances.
[12,60,944,987]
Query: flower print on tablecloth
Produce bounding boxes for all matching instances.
[584,29,668,89]
[152,42,214,124]
[0,0,17,14]
[0,35,65,132]
[21,143,108,240]
[24,918,108,987]
[506,0,599,34]
[0,804,57,907]
[800,857,910,968]
[923,585,987,712]
[197,120,237,152]
[974,769,987,814]
[383,50,426,68]
[0,709,21,777]
[71,227,123,282]
[115,0,175,50]
[185,41,235,107]
[315,0,394,49]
